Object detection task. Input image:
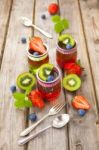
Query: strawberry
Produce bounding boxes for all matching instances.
[72,96,90,110]
[48,3,59,15]
[29,37,46,54]
[64,60,84,76]
[28,90,45,109]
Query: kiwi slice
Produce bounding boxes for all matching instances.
[17,72,36,90]
[58,34,75,46]
[62,74,81,91]
[39,64,54,81]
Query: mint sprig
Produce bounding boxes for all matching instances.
[52,15,69,33]
[13,92,32,108]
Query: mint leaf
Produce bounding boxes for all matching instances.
[14,99,25,108]
[54,22,64,33]
[61,19,69,29]
[13,92,32,108]
[51,15,70,34]
[52,15,61,23]
[13,92,25,100]
[24,97,32,107]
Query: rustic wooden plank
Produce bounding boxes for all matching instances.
[0,0,34,149]
[59,0,99,149]
[28,0,69,150]
[79,0,99,111]
[0,0,12,66]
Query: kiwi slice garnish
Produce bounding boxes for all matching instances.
[17,72,36,90]
[39,64,54,81]
[58,34,75,46]
[62,74,81,91]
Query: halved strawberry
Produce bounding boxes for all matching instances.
[29,37,46,54]
[28,90,45,109]
[72,95,90,110]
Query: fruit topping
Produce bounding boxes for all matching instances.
[28,113,37,122]
[16,72,36,91]
[58,34,75,48]
[21,37,27,44]
[48,3,59,15]
[38,64,54,81]
[62,74,81,91]
[10,85,16,93]
[33,51,39,56]
[72,96,90,110]
[64,60,84,76]
[66,43,73,50]
[28,90,45,109]
[29,37,46,54]
[46,75,54,82]
[78,109,86,117]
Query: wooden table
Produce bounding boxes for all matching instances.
[0,0,99,149]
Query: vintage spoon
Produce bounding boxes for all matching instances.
[21,17,53,39]
[18,114,70,146]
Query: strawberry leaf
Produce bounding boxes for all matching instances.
[14,99,25,108]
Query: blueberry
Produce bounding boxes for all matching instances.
[78,109,86,117]
[21,37,27,44]
[47,75,54,82]
[10,85,16,93]
[33,52,39,56]
[41,14,46,20]
[66,44,73,50]
[28,113,37,122]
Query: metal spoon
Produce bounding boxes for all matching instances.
[18,114,70,146]
[21,17,53,39]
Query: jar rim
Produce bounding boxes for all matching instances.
[27,43,48,58]
[57,41,76,52]
[36,66,61,84]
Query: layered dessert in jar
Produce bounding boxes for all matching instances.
[56,34,77,69]
[36,63,61,101]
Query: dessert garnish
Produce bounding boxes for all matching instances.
[72,96,90,110]
[28,113,37,122]
[58,34,75,49]
[48,3,59,15]
[62,74,81,91]
[16,72,36,91]
[64,60,84,76]
[21,37,27,44]
[78,109,86,117]
[38,63,54,81]
[52,15,69,33]
[28,90,45,109]
[29,37,46,54]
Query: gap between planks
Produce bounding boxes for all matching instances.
[0,0,13,69]
[78,0,99,118]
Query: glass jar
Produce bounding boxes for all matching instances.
[56,42,77,68]
[36,66,61,101]
[27,44,49,70]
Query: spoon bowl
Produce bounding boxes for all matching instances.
[53,114,70,128]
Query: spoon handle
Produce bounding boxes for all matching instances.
[31,24,52,39]
[20,113,49,137]
[18,125,52,146]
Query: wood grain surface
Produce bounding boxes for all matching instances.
[0,0,99,150]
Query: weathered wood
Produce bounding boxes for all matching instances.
[0,0,12,66]
[59,0,99,149]
[0,0,34,149]
[28,0,68,150]
[79,0,99,110]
